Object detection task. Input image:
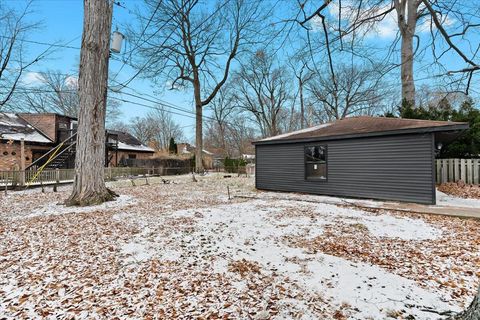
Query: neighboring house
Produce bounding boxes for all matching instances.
[176,142,214,169]
[0,113,53,171]
[109,130,155,166]
[0,112,154,171]
[253,116,469,205]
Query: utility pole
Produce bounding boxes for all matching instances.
[66,0,116,206]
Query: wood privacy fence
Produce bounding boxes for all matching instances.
[436,159,480,184]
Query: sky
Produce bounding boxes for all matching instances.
[4,0,480,142]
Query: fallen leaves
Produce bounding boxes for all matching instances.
[0,174,478,319]
[438,182,480,199]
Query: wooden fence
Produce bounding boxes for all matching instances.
[436,159,480,184]
[0,165,255,189]
[0,167,153,188]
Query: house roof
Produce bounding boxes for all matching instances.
[0,113,53,143]
[254,116,469,145]
[178,143,213,155]
[107,130,155,152]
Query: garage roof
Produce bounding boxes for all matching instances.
[254,116,468,145]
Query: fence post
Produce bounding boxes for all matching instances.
[54,168,60,192]
[466,159,473,184]
[448,159,454,182]
[20,138,26,187]
[441,159,447,184]
[474,159,479,185]
[454,159,460,182]
[436,159,441,183]
[460,159,466,182]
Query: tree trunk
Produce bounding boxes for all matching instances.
[299,78,305,129]
[66,0,116,206]
[195,102,203,171]
[401,31,415,105]
[193,77,203,172]
[452,286,480,320]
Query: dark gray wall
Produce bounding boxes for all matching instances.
[255,133,436,204]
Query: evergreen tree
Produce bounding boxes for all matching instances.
[168,137,177,154]
[389,98,480,158]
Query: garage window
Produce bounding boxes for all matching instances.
[305,145,327,180]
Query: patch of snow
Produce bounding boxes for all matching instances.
[436,190,480,208]
[120,242,153,263]
[116,141,154,152]
[158,200,455,318]
[303,254,460,319]
[353,214,441,240]
[276,200,441,240]
[0,113,52,143]
[260,123,331,141]
[23,194,136,219]
[2,131,52,143]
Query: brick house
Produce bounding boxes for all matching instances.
[0,112,154,171]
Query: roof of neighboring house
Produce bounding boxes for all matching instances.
[178,143,213,155]
[107,130,155,152]
[254,116,469,145]
[0,113,53,143]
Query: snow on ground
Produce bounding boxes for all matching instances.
[0,174,479,319]
[23,194,136,219]
[436,190,480,208]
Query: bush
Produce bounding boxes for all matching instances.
[224,157,247,173]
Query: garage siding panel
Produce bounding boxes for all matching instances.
[255,133,435,204]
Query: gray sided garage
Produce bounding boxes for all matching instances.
[253,116,468,205]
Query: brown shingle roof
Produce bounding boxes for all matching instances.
[255,116,468,144]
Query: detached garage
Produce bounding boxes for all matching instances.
[253,116,468,205]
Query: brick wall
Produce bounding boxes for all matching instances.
[0,141,31,171]
[19,114,57,141]
[0,141,52,171]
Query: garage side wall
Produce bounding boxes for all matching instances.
[255,133,435,204]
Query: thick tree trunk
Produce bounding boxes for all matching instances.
[193,77,203,172]
[66,0,116,206]
[195,102,203,171]
[452,286,480,320]
[401,32,415,106]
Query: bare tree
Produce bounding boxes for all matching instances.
[289,53,315,129]
[0,2,51,108]
[297,0,480,105]
[307,63,386,121]
[116,109,184,151]
[207,86,236,156]
[131,0,265,171]
[66,0,115,206]
[10,70,121,124]
[234,50,292,138]
[147,107,185,151]
[128,116,158,145]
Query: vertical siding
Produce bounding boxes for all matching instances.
[255,133,435,204]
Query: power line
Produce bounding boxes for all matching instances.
[111,0,164,82]
[112,0,231,88]
[0,35,81,50]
